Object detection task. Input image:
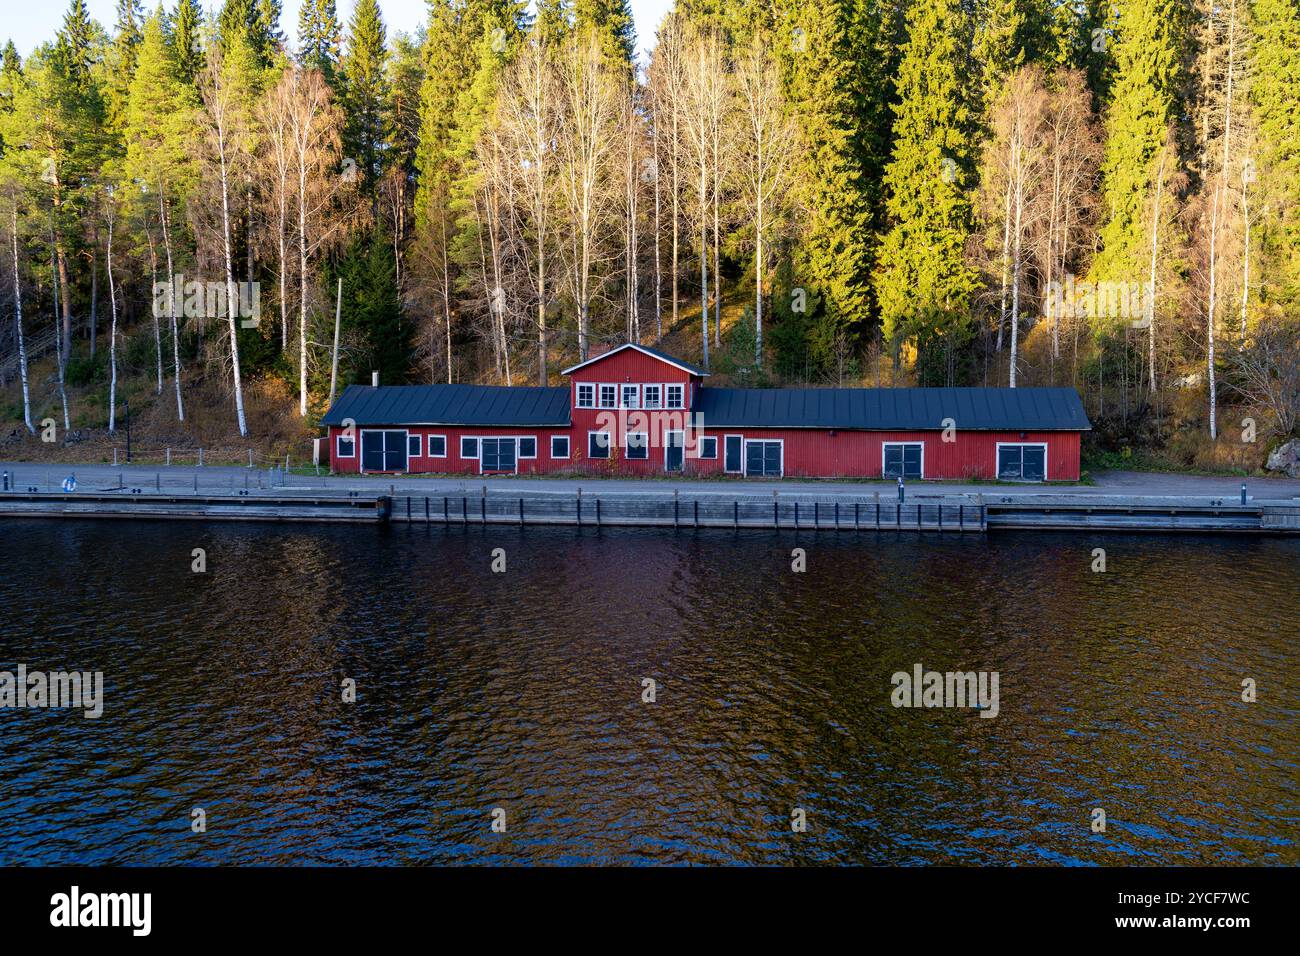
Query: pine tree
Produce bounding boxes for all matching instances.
[341,0,390,194]
[874,0,978,377]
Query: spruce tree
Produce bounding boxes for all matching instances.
[106,0,146,132]
[328,230,410,386]
[172,0,203,86]
[874,0,978,373]
[298,0,343,79]
[778,0,874,372]
[1090,0,1184,286]
[341,0,390,194]
[1250,0,1300,308]
[574,0,636,69]
[56,0,99,84]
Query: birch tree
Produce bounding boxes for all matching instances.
[733,37,799,368]
[285,66,358,416]
[196,40,253,437]
[556,31,620,362]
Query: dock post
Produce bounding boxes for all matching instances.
[576,488,582,526]
[519,497,524,526]
[193,475,198,494]
[734,500,739,529]
[976,493,985,531]
[407,496,411,521]
[113,448,118,467]
[596,498,601,527]
[875,492,880,530]
[896,503,901,530]
[249,449,253,468]
[481,494,486,524]
[938,504,943,532]
[917,504,921,532]
[855,501,860,530]
[814,502,819,528]
[199,448,204,467]
[674,489,679,529]
[443,496,448,523]
[425,497,430,523]
[157,473,161,493]
[694,499,699,528]
[462,497,468,524]
[959,504,964,532]
[166,448,170,467]
[834,502,839,529]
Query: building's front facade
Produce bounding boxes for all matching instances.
[320,344,1091,481]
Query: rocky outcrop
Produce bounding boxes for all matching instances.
[1266,439,1300,478]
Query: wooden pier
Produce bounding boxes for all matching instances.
[0,492,392,523]
[1,488,1297,534]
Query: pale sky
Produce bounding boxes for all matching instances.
[5,1,673,61]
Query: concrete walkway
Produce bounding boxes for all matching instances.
[3,461,1298,503]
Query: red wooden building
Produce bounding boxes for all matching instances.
[320,344,1090,481]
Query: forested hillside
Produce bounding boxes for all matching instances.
[1,0,1297,470]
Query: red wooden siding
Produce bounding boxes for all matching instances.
[326,347,1083,480]
[328,423,1080,480]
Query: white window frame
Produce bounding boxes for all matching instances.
[335,433,356,458]
[995,442,1049,482]
[550,435,570,459]
[518,436,538,459]
[461,436,480,460]
[625,431,650,460]
[408,433,422,459]
[881,442,925,480]
[723,434,744,473]
[698,435,718,460]
[426,434,447,458]
[588,430,611,459]
[576,383,595,408]
[621,384,640,409]
[665,383,685,409]
[642,384,662,410]
[743,438,784,477]
[598,384,618,409]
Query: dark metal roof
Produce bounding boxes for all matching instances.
[561,343,710,377]
[693,386,1091,431]
[319,384,571,427]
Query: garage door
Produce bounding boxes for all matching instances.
[361,430,408,472]
[480,438,517,473]
[883,443,923,479]
[997,444,1047,481]
[745,440,782,477]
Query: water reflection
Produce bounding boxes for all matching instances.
[0,520,1295,865]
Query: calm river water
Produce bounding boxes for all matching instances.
[0,520,1295,865]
